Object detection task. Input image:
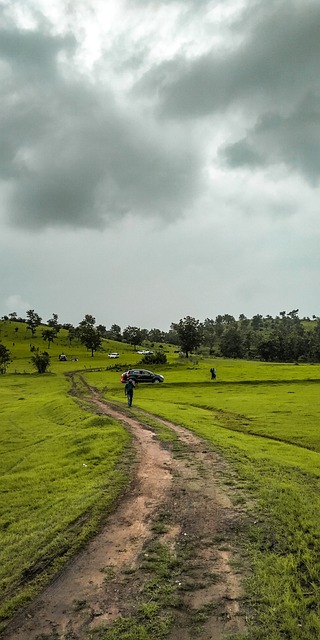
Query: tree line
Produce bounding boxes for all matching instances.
[175,311,320,362]
[1,309,320,374]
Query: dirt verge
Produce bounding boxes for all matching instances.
[3,395,248,640]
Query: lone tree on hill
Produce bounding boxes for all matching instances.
[26,309,42,336]
[47,313,61,336]
[171,316,203,358]
[109,324,122,341]
[77,314,102,357]
[42,329,55,348]
[0,344,12,374]
[31,351,50,373]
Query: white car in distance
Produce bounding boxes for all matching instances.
[108,353,120,358]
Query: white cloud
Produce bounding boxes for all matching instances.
[5,294,31,315]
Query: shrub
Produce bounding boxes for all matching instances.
[31,351,51,373]
[141,351,167,365]
[0,344,12,374]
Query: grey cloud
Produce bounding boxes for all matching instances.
[0,26,76,81]
[0,28,200,230]
[136,0,320,118]
[221,93,320,183]
[222,140,266,169]
[10,94,200,230]
[133,0,320,183]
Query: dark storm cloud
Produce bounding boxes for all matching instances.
[222,139,266,169]
[139,0,320,117]
[10,93,199,229]
[0,27,76,80]
[0,23,200,230]
[221,93,320,183]
[134,0,320,182]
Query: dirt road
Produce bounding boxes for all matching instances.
[3,395,247,640]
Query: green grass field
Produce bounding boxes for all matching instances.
[0,371,133,627]
[87,359,320,639]
[2,321,320,638]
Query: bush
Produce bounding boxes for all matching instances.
[0,344,12,374]
[31,351,51,373]
[141,351,167,365]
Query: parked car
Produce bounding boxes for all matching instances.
[108,353,119,358]
[137,350,154,355]
[121,369,164,384]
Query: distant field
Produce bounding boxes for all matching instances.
[0,320,138,373]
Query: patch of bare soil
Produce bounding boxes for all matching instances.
[2,396,248,640]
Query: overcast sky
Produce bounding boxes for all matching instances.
[1,0,319,330]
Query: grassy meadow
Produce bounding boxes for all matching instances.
[0,321,142,629]
[2,321,320,638]
[87,359,320,639]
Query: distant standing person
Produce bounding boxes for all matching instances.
[125,378,135,407]
[210,367,217,381]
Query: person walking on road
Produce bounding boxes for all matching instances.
[125,378,135,407]
[210,367,217,381]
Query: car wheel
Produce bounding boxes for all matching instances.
[153,379,160,383]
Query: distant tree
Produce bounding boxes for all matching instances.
[31,351,50,373]
[0,344,12,374]
[202,318,216,352]
[8,312,17,321]
[78,315,102,356]
[123,326,144,350]
[238,314,250,328]
[251,314,264,330]
[67,326,77,345]
[148,328,165,343]
[214,315,225,338]
[162,327,180,345]
[42,329,55,348]
[141,328,149,343]
[109,324,122,341]
[220,326,244,358]
[26,309,42,336]
[307,320,320,362]
[172,316,203,358]
[96,324,107,338]
[222,314,235,325]
[257,336,281,362]
[47,313,60,336]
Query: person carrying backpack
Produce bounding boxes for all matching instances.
[125,378,135,407]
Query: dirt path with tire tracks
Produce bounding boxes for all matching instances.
[3,393,248,640]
